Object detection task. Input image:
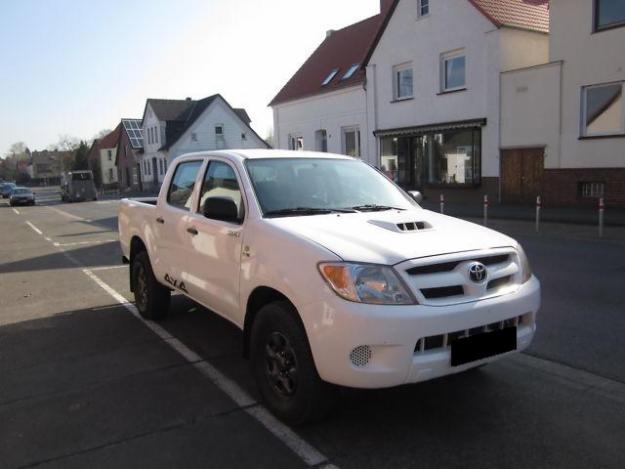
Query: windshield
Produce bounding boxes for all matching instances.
[245,158,417,215]
[13,188,31,194]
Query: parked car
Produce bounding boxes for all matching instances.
[61,171,97,202]
[118,150,540,424]
[1,182,16,198]
[9,187,35,206]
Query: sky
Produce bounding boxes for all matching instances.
[0,0,381,156]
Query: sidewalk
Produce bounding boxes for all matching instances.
[421,200,625,227]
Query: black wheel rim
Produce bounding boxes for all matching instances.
[135,265,148,311]
[264,331,298,397]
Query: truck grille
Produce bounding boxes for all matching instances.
[414,314,530,353]
[397,249,521,306]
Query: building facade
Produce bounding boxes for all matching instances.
[501,0,625,206]
[88,126,120,188]
[115,119,144,192]
[140,94,269,191]
[271,0,550,203]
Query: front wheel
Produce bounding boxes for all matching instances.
[250,301,337,425]
[131,251,171,320]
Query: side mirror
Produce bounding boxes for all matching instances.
[408,190,423,204]
[203,197,240,223]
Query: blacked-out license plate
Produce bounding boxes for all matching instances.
[451,327,517,366]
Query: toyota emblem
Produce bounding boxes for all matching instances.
[468,262,487,283]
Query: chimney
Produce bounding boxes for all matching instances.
[185,97,192,101]
[326,29,335,38]
[380,0,394,12]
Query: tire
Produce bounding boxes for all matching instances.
[131,251,171,320]
[250,301,337,425]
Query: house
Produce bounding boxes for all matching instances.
[501,0,625,206]
[88,126,120,188]
[115,118,144,192]
[30,150,68,185]
[271,0,550,203]
[140,94,269,190]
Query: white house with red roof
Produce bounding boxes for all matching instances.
[271,0,550,203]
[501,0,625,207]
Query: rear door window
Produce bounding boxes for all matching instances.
[167,161,203,211]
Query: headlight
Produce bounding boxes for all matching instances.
[517,245,532,283]
[318,262,416,305]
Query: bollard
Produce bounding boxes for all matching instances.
[535,196,541,233]
[598,197,605,237]
[483,195,489,226]
[440,194,445,214]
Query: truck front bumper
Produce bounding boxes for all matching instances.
[301,276,540,388]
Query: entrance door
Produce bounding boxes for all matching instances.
[501,148,544,204]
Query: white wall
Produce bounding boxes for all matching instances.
[169,97,267,161]
[141,104,169,185]
[99,147,118,184]
[367,0,549,178]
[550,0,625,169]
[272,86,371,162]
[500,61,562,168]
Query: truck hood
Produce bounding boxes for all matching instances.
[267,208,517,265]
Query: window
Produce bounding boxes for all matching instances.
[159,159,164,175]
[315,130,328,152]
[108,168,114,181]
[107,150,112,161]
[147,128,151,144]
[241,132,247,141]
[393,64,413,100]
[215,125,224,136]
[594,0,625,31]
[167,160,203,211]
[580,181,605,198]
[191,132,198,142]
[153,127,158,144]
[322,68,339,86]
[342,127,361,157]
[342,64,359,80]
[441,50,466,91]
[582,82,624,137]
[198,161,244,221]
[289,135,304,151]
[418,0,429,17]
[380,128,481,187]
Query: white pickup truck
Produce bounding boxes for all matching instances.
[119,149,540,424]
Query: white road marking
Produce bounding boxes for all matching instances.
[25,221,43,235]
[53,239,117,247]
[89,265,127,271]
[47,205,85,221]
[82,267,330,467]
[12,208,20,215]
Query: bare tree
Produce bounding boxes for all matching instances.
[47,135,80,152]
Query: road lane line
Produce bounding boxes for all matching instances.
[47,205,86,221]
[89,265,127,271]
[12,208,20,215]
[82,267,330,467]
[53,239,117,247]
[25,221,43,235]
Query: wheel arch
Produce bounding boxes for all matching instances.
[128,236,148,292]
[243,286,303,359]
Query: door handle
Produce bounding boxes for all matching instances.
[187,227,199,236]
[156,217,165,224]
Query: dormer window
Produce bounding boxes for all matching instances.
[342,64,359,80]
[322,68,339,86]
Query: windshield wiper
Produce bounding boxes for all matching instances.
[348,204,406,212]
[264,207,356,218]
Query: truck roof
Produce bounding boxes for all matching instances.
[176,149,354,162]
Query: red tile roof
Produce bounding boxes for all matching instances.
[469,0,549,33]
[98,124,121,149]
[269,12,389,106]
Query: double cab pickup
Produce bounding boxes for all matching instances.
[119,149,540,424]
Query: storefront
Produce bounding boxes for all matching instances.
[376,119,486,194]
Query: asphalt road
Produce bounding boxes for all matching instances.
[1,188,624,468]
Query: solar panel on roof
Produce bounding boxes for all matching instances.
[122,119,144,149]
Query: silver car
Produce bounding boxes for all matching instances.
[9,187,36,206]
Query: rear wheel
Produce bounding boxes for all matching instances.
[250,301,337,425]
[131,251,170,320]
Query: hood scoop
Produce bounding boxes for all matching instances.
[368,219,432,233]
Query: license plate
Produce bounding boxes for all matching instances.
[451,327,517,366]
